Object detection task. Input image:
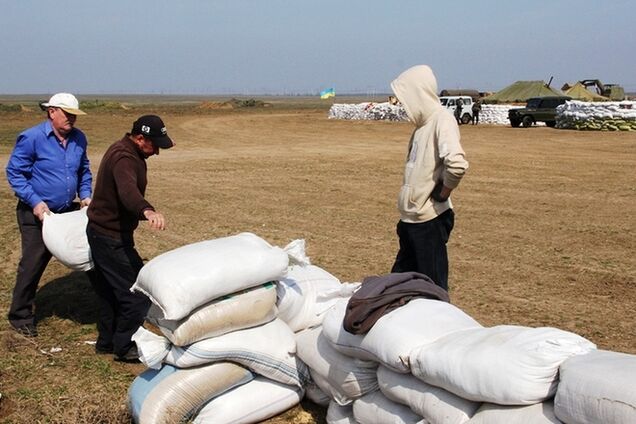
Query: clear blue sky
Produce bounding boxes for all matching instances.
[1,1,634,95]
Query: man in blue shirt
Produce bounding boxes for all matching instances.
[5,92,93,337]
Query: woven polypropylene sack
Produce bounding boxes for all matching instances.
[193,376,303,423]
[131,232,289,320]
[42,208,93,271]
[147,282,277,346]
[554,349,636,424]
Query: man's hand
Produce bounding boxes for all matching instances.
[80,197,91,208]
[431,182,452,202]
[143,209,166,230]
[33,202,51,221]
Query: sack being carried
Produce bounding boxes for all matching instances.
[42,207,93,271]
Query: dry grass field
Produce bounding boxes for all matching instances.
[0,97,634,423]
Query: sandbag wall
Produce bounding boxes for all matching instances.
[297,294,636,424]
[127,233,311,424]
[328,102,518,125]
[556,100,636,131]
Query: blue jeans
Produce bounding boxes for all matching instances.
[391,209,455,291]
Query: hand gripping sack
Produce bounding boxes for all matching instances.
[42,208,93,271]
[131,233,292,320]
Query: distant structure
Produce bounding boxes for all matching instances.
[439,89,481,102]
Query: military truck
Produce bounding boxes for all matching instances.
[508,96,571,128]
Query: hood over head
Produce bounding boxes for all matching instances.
[391,65,443,126]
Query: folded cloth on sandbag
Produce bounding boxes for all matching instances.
[133,318,310,388]
[42,207,93,271]
[323,297,481,373]
[343,272,449,335]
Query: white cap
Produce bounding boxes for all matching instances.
[42,93,86,115]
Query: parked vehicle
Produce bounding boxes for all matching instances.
[508,96,572,128]
[439,96,473,124]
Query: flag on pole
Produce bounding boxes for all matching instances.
[320,88,335,99]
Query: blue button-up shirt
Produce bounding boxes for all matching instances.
[6,120,92,212]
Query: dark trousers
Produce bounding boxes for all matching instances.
[472,111,480,125]
[8,202,52,328]
[391,209,455,291]
[86,227,150,356]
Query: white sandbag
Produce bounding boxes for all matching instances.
[147,282,278,346]
[554,349,636,424]
[296,327,378,405]
[327,401,356,424]
[131,232,291,320]
[193,376,303,424]
[305,381,332,407]
[128,362,253,424]
[353,390,423,424]
[42,208,93,271]
[277,265,357,332]
[377,365,479,424]
[410,325,596,405]
[133,319,310,387]
[467,401,561,423]
[322,298,481,373]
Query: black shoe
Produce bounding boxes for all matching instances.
[95,344,114,355]
[12,323,38,337]
[115,345,140,363]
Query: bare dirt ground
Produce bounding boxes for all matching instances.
[0,99,634,423]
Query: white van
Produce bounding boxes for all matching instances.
[439,96,473,124]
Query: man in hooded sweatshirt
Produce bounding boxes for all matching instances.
[389,65,469,292]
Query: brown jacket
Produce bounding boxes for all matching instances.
[87,135,154,239]
[343,272,450,334]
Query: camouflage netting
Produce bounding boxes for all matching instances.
[556,101,636,131]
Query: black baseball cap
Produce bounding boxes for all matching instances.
[131,115,174,149]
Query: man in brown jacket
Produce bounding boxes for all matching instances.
[87,115,174,362]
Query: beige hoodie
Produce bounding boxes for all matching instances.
[391,65,468,223]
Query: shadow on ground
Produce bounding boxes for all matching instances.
[35,271,100,324]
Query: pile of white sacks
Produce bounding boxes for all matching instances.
[556,100,636,131]
[328,102,518,125]
[126,233,357,423]
[39,220,636,424]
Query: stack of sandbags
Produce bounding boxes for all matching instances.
[128,232,309,424]
[315,297,482,423]
[480,104,521,125]
[328,102,408,121]
[556,100,636,131]
[42,207,93,271]
[314,295,601,424]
